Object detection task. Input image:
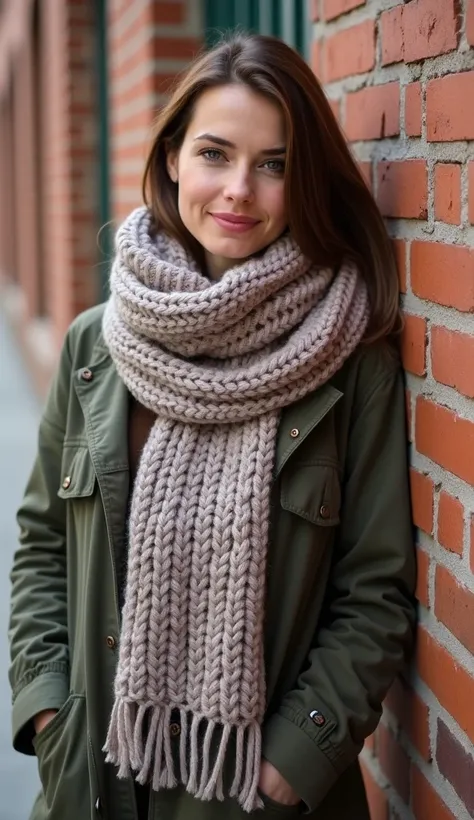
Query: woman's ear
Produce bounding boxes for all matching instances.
[166,150,179,183]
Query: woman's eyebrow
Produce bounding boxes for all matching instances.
[193,133,286,155]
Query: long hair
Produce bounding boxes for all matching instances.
[142,33,401,343]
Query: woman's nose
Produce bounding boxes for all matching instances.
[223,169,254,202]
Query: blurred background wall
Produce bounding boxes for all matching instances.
[1,2,474,820]
[0,0,310,393]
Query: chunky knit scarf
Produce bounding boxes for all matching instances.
[102,206,369,811]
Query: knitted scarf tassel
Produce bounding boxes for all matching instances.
[106,706,262,810]
[102,206,370,813]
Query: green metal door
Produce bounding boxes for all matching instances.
[204,0,309,56]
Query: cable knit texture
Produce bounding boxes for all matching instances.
[102,206,369,811]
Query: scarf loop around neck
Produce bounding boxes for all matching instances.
[102,206,369,811]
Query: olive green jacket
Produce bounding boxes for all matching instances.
[9,305,416,820]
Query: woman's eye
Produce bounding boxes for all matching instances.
[263,159,285,174]
[201,149,223,162]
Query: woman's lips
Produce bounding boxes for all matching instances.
[210,213,260,233]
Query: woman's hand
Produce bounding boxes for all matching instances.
[259,759,301,806]
[33,709,58,735]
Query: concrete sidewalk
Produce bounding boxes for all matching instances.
[0,313,42,818]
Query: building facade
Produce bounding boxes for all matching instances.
[1,1,474,819]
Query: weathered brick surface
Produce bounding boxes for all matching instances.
[317,9,474,815]
[434,164,461,225]
[377,161,428,219]
[381,0,459,66]
[344,83,400,141]
[436,720,474,817]
[323,20,375,82]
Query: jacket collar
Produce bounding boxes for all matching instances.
[74,335,343,478]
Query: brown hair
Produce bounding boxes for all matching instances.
[143,33,401,343]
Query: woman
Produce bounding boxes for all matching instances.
[9,33,415,820]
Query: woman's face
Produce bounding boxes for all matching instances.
[167,84,288,279]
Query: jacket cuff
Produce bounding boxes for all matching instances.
[12,671,70,755]
[262,711,339,813]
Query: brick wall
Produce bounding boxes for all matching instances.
[312,1,474,818]
[0,0,101,392]
[108,0,202,224]
[41,0,99,345]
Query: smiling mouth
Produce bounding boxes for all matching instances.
[211,212,260,225]
[210,213,260,233]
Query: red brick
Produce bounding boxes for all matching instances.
[411,242,474,311]
[436,563,474,653]
[323,20,375,82]
[311,40,322,78]
[377,161,428,220]
[437,492,465,556]
[410,469,434,535]
[310,0,320,21]
[401,314,426,376]
[381,6,404,66]
[467,0,474,46]
[345,83,400,141]
[378,723,411,803]
[427,72,474,141]
[393,239,407,293]
[384,677,431,761]
[403,0,459,63]
[153,2,186,24]
[431,326,474,400]
[468,163,474,225]
[364,732,375,755]
[411,765,455,820]
[434,164,461,224]
[436,720,474,817]
[416,396,474,487]
[417,627,474,743]
[405,82,422,137]
[322,0,366,20]
[358,162,372,190]
[416,548,430,610]
[360,761,389,820]
[381,1,458,66]
[151,36,200,60]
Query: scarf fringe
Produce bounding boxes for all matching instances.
[103,701,264,812]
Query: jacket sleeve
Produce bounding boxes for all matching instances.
[262,356,416,811]
[8,332,73,755]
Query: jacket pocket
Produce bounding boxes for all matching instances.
[33,694,92,819]
[57,446,96,499]
[259,792,302,817]
[280,463,341,528]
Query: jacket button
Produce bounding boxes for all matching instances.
[62,476,71,489]
[81,368,93,382]
[319,504,331,520]
[170,722,181,737]
[290,428,300,438]
[106,635,116,650]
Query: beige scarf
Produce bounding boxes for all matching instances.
[102,206,369,811]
